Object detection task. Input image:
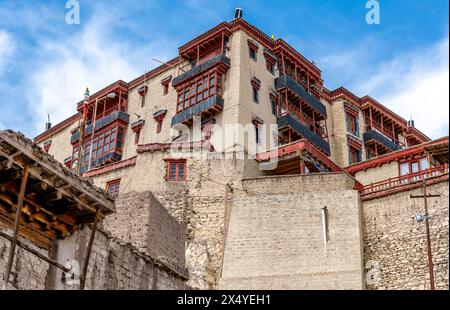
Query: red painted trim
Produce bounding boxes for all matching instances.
[76,80,128,109]
[34,113,80,143]
[106,178,121,198]
[329,87,361,107]
[137,143,171,153]
[345,137,448,174]
[360,165,448,199]
[179,22,232,56]
[274,39,322,79]
[82,156,137,177]
[230,18,274,50]
[247,39,259,51]
[164,158,187,182]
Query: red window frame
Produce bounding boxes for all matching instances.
[348,146,361,164]
[266,59,275,74]
[346,112,357,134]
[176,70,223,113]
[106,179,121,198]
[163,83,169,95]
[399,156,429,175]
[165,159,187,182]
[70,123,126,171]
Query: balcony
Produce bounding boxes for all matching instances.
[71,111,129,144]
[275,74,327,117]
[363,129,401,152]
[172,54,230,87]
[171,96,224,126]
[278,113,330,155]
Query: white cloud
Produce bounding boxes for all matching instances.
[26,9,175,134]
[361,36,449,139]
[0,30,14,75]
[320,35,449,139]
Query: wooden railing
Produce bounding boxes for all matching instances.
[359,164,449,195]
[366,122,405,147]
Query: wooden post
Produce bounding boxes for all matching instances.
[312,111,316,133]
[299,158,305,174]
[3,162,29,287]
[79,209,102,290]
[220,31,224,55]
[381,114,384,133]
[197,45,200,64]
[281,52,286,76]
[285,89,289,113]
[369,108,373,130]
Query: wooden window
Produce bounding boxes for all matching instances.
[71,124,125,171]
[134,130,140,145]
[266,59,275,74]
[348,146,361,164]
[399,157,429,176]
[106,179,121,198]
[163,84,169,95]
[249,46,257,61]
[176,71,223,113]
[166,159,186,182]
[252,87,259,103]
[346,112,358,135]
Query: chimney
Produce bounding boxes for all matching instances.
[45,114,52,130]
[234,7,243,19]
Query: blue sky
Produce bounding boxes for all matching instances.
[0,0,448,139]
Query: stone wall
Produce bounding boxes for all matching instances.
[362,180,449,290]
[0,227,49,289]
[103,191,186,274]
[219,172,364,289]
[0,224,189,290]
[49,226,189,290]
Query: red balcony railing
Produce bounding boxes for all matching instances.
[366,121,405,147]
[359,164,449,195]
[280,103,327,140]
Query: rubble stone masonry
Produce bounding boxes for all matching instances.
[362,180,449,290]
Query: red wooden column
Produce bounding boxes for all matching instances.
[375,143,378,157]
[281,52,286,76]
[369,107,373,129]
[381,114,384,133]
[285,89,289,113]
[312,111,316,133]
[300,158,306,174]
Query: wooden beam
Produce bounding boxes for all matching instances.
[79,208,101,290]
[3,162,29,286]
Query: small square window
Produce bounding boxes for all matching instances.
[266,60,275,74]
[166,160,186,182]
[106,179,121,198]
[249,47,257,61]
[252,87,259,103]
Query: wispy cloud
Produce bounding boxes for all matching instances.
[0,30,14,76]
[319,35,449,139]
[21,5,178,134]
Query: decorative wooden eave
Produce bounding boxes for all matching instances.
[153,109,168,122]
[0,130,115,248]
[43,140,52,153]
[161,75,172,86]
[178,22,232,59]
[131,119,145,133]
[344,102,360,117]
[247,39,259,51]
[251,76,261,90]
[263,48,277,63]
[138,85,148,97]
[329,87,361,107]
[76,80,128,110]
[345,136,448,174]
[229,18,274,50]
[273,39,322,82]
[347,134,363,150]
[360,96,407,129]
